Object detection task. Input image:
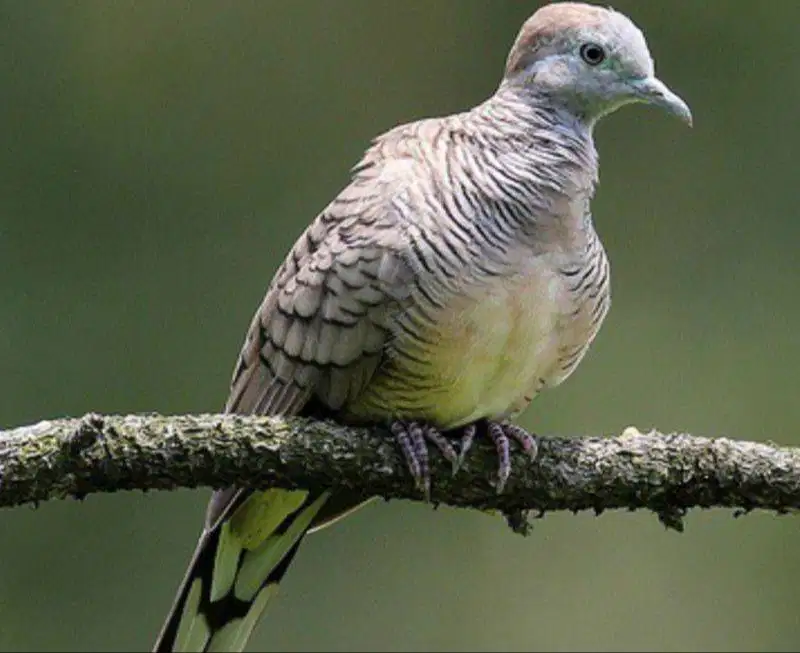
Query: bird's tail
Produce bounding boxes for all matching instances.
[153,487,331,653]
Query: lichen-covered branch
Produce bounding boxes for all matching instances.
[1,413,799,534]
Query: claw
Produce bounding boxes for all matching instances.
[487,422,511,494]
[391,419,537,499]
[423,425,460,476]
[455,423,477,472]
[502,422,538,460]
[485,421,538,494]
[408,422,430,498]
[391,420,456,500]
[392,421,422,489]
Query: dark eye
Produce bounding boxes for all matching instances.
[580,43,606,66]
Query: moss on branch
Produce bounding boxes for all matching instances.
[1,413,798,534]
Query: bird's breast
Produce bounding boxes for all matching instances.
[418,257,574,425]
[347,252,606,429]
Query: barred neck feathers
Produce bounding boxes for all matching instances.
[441,85,600,254]
[352,86,602,280]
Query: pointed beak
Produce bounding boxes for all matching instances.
[631,77,693,127]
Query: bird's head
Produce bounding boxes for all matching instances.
[504,2,692,127]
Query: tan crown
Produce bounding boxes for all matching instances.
[505,2,612,76]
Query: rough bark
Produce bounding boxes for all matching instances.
[1,413,798,534]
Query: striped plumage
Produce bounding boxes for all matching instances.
[153,3,690,652]
[342,87,608,427]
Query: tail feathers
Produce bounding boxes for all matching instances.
[154,488,331,653]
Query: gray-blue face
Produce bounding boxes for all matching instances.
[508,7,691,126]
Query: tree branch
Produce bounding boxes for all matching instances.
[1,413,798,534]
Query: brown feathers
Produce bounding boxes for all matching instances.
[505,2,613,76]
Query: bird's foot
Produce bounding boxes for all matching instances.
[390,420,465,499]
[390,419,537,498]
[485,420,538,494]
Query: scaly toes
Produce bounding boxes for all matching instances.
[501,422,538,461]
[391,420,461,499]
[486,421,538,494]
[487,421,512,494]
[455,423,477,473]
[392,421,428,498]
[422,424,460,476]
[392,419,537,498]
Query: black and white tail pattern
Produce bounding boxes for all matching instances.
[153,488,331,653]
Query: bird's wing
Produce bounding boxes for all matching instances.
[153,156,418,653]
[224,219,412,422]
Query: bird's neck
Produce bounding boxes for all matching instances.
[457,85,601,252]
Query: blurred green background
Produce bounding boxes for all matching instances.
[1,1,799,651]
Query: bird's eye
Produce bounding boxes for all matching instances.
[579,43,606,66]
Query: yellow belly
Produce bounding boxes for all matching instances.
[346,256,583,429]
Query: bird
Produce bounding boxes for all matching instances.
[153,3,691,651]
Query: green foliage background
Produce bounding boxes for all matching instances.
[1,1,798,650]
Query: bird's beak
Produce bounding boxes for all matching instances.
[631,77,693,127]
